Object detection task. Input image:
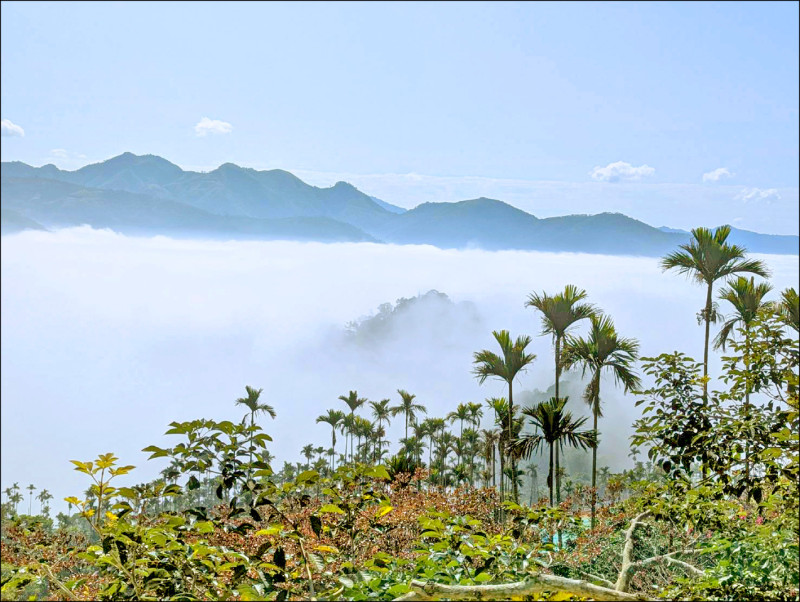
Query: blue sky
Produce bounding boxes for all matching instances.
[1,1,798,233]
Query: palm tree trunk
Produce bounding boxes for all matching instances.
[555,335,561,401]
[331,429,336,471]
[591,411,598,530]
[492,443,496,489]
[508,382,519,503]
[702,282,713,478]
[744,328,751,486]
[548,443,554,506]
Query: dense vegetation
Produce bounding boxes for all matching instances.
[2,226,798,601]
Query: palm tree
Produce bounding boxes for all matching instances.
[10,492,23,516]
[390,389,427,444]
[235,386,276,478]
[338,391,368,464]
[473,331,536,503]
[370,399,392,461]
[37,489,53,515]
[447,403,472,465]
[461,427,481,486]
[715,276,773,482]
[775,287,799,333]
[486,397,509,496]
[467,402,484,429]
[514,397,596,508]
[316,409,345,471]
[715,276,774,352]
[660,226,770,403]
[301,444,315,471]
[526,463,539,506]
[562,313,641,529]
[598,466,612,499]
[353,416,374,463]
[26,484,36,515]
[481,428,499,489]
[422,417,446,487]
[526,285,596,403]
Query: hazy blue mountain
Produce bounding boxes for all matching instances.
[0,177,375,242]
[369,195,407,214]
[658,225,798,255]
[2,154,797,255]
[2,153,393,232]
[0,207,48,234]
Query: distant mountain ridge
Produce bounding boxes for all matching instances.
[2,153,797,256]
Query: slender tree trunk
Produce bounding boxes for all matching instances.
[591,411,598,530]
[555,336,561,401]
[509,382,519,503]
[744,328,751,485]
[548,444,554,506]
[702,282,713,478]
[556,444,563,549]
[492,442,496,489]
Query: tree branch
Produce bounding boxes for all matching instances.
[398,575,649,601]
[614,511,651,592]
[631,549,705,577]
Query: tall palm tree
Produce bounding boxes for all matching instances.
[467,402,484,429]
[353,416,374,463]
[370,399,392,461]
[598,466,611,499]
[486,397,509,497]
[481,428,499,489]
[316,409,345,471]
[461,427,481,486]
[715,276,773,482]
[715,276,774,352]
[422,417,446,487]
[775,287,799,333]
[390,389,427,444]
[526,285,596,403]
[37,489,53,515]
[661,226,770,402]
[562,314,641,529]
[301,444,316,471]
[473,330,536,503]
[26,484,36,515]
[447,403,472,465]
[235,386,276,478]
[514,397,596,507]
[338,391,368,464]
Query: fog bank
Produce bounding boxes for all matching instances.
[2,227,797,514]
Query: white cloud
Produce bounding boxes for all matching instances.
[49,148,68,159]
[194,117,233,137]
[590,161,655,183]
[735,187,781,203]
[1,119,25,137]
[702,167,733,183]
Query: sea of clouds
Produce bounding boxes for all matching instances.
[2,227,797,514]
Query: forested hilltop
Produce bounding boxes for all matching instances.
[2,226,797,601]
[2,154,798,255]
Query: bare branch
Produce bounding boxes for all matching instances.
[400,575,649,601]
[615,511,651,592]
[632,549,706,577]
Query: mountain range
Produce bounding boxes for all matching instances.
[2,153,797,256]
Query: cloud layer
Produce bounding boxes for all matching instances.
[590,161,655,182]
[1,119,25,137]
[702,167,733,183]
[1,228,797,514]
[736,187,781,203]
[194,117,233,137]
